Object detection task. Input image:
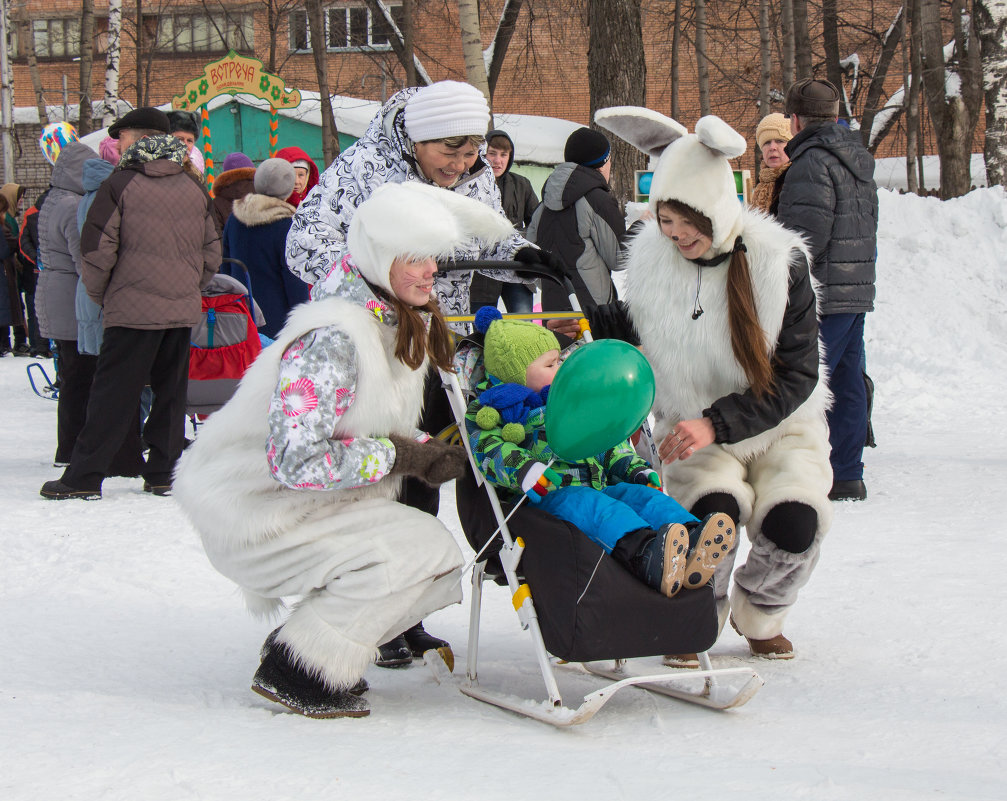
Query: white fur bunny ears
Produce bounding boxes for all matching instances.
[595,107,747,249]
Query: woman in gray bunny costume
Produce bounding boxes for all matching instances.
[596,108,832,660]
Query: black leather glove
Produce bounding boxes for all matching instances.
[514,246,569,278]
[388,435,468,486]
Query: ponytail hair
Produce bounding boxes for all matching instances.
[658,199,774,398]
[387,293,455,373]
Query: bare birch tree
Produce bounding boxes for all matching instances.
[695,0,710,115]
[103,0,122,126]
[759,0,771,118]
[793,0,812,79]
[976,0,1007,186]
[781,0,795,89]
[78,0,95,135]
[458,0,490,101]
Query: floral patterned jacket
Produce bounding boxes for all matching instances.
[265,254,428,490]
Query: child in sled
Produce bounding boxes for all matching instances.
[465,307,736,598]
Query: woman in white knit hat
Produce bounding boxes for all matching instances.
[751,112,793,214]
[285,79,533,316]
[596,108,832,662]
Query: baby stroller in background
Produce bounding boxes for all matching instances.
[433,260,763,726]
[187,258,266,424]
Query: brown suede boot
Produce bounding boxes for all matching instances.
[662,653,700,669]
[731,615,794,660]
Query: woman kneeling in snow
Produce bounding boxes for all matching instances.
[174,183,516,718]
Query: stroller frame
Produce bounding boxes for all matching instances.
[433,261,763,727]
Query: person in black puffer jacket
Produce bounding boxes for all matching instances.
[776,79,879,503]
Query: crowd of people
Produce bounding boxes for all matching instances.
[9,76,878,719]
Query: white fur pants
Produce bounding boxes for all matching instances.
[203,498,463,690]
[662,418,833,639]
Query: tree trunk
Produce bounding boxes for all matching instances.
[266,0,276,74]
[906,0,924,192]
[486,0,524,99]
[135,0,143,106]
[861,7,906,151]
[103,0,122,126]
[695,0,710,116]
[306,0,340,165]
[822,0,843,112]
[781,0,795,90]
[588,0,646,206]
[976,0,1007,188]
[14,7,48,124]
[919,0,983,197]
[670,0,681,119]
[457,0,490,102]
[792,0,812,80]
[363,0,431,85]
[403,0,416,86]
[759,0,771,118]
[78,0,95,136]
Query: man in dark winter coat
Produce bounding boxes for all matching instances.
[526,127,627,311]
[470,129,539,313]
[40,107,220,501]
[776,78,879,502]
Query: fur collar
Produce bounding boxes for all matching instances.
[213,167,256,195]
[231,193,295,227]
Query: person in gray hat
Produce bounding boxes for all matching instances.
[776,78,879,503]
[221,158,309,339]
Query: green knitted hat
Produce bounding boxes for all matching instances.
[475,307,560,386]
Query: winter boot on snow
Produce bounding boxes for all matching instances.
[682,513,736,590]
[259,627,369,695]
[375,634,413,668]
[730,615,794,660]
[252,639,370,718]
[402,622,454,671]
[626,523,690,598]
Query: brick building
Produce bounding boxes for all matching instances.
[3,0,960,191]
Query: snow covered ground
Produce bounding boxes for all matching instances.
[3,188,1006,800]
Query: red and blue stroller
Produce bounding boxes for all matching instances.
[433,259,763,726]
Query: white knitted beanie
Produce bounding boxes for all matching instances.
[347,182,515,297]
[404,81,490,143]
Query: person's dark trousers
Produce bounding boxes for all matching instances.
[20,268,43,353]
[819,312,869,482]
[53,338,98,464]
[470,274,535,315]
[63,327,190,491]
[397,366,455,517]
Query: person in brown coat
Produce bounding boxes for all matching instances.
[212,152,256,231]
[41,107,220,501]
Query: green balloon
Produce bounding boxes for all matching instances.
[545,340,655,461]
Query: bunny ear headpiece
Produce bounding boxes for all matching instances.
[595,107,748,249]
[348,182,515,296]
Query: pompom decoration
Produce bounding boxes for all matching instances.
[475,405,501,430]
[502,422,526,443]
[474,306,503,334]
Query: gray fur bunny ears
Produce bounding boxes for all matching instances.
[594,107,747,160]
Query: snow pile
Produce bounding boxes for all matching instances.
[2,188,1005,799]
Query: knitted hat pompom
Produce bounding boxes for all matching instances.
[474,306,503,334]
[475,405,501,430]
[501,422,526,443]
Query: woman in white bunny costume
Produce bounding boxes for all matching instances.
[596,109,832,659]
[174,183,516,717]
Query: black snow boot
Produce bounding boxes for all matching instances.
[252,638,370,718]
[402,622,454,671]
[375,634,412,668]
[259,627,369,695]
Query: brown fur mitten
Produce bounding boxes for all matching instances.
[388,435,469,486]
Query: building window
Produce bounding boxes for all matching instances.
[289,4,404,53]
[31,18,82,59]
[153,12,254,54]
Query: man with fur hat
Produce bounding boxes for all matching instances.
[751,112,792,214]
[40,108,220,500]
[776,78,879,502]
[174,183,513,718]
[222,158,309,338]
[527,126,629,312]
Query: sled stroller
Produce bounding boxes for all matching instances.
[433,260,764,726]
[187,258,267,419]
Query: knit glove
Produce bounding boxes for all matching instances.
[520,464,563,503]
[633,469,662,490]
[388,435,468,486]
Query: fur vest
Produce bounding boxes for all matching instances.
[625,207,830,461]
[173,295,428,551]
